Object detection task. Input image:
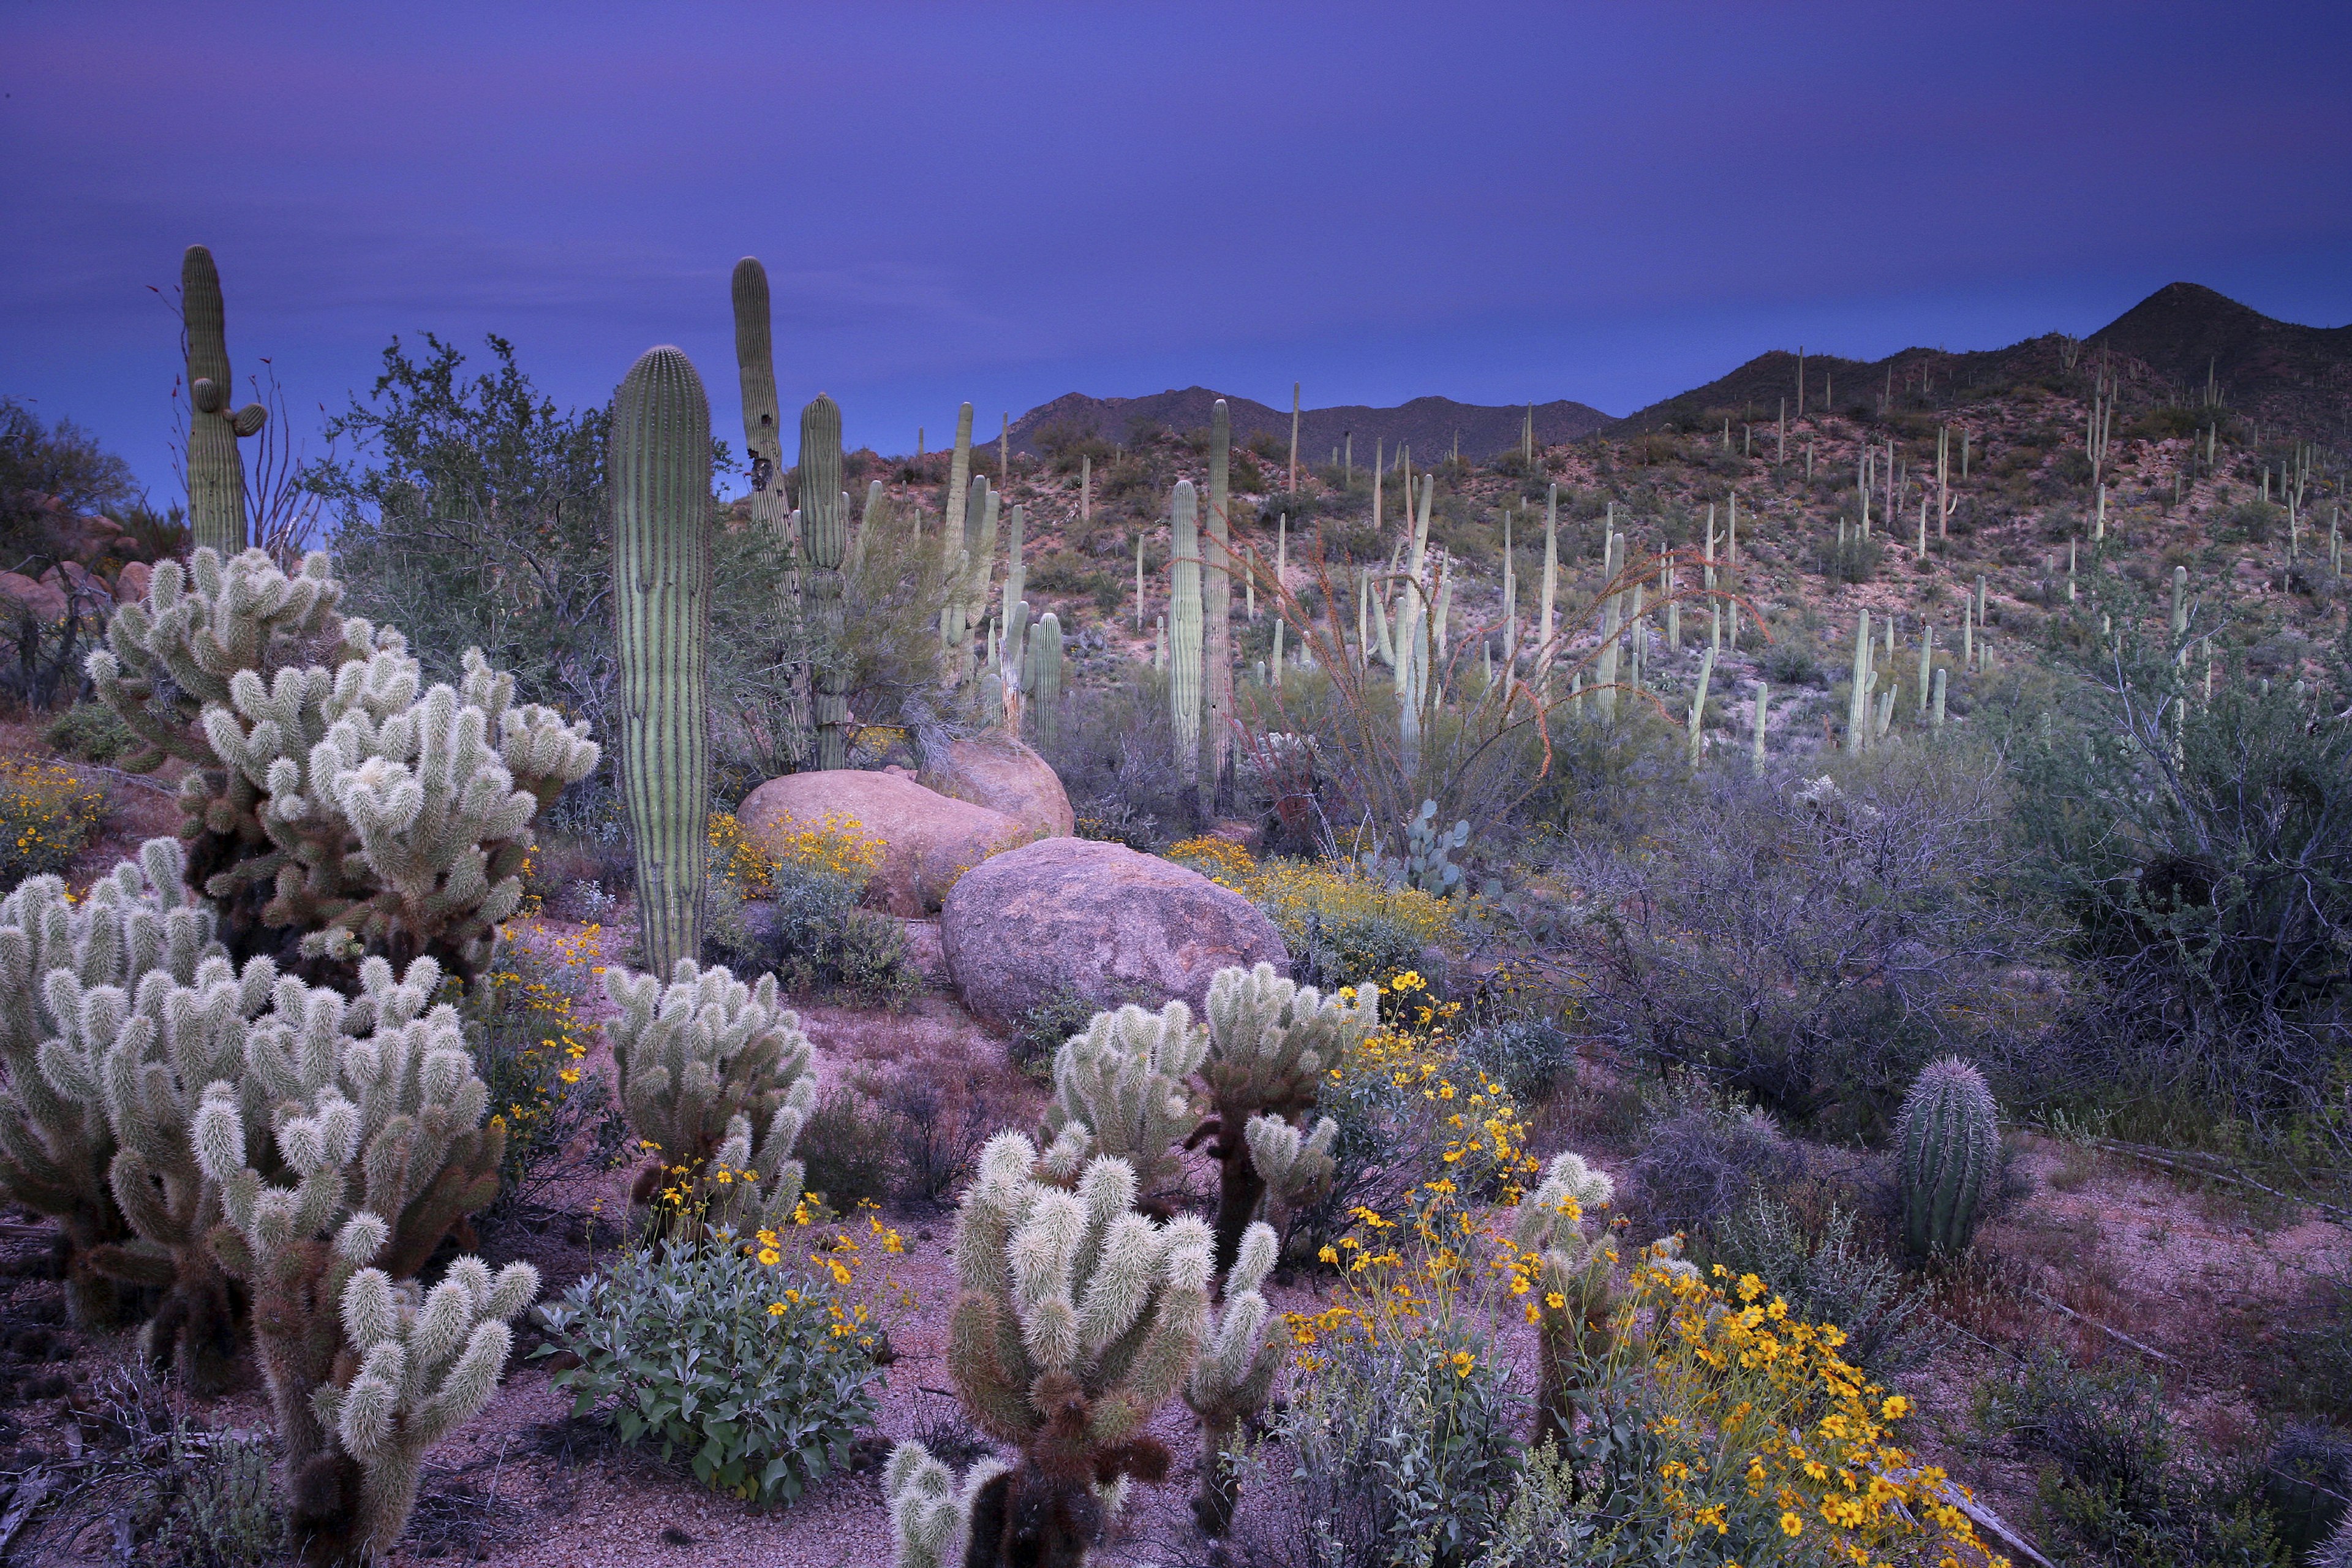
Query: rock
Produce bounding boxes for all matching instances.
[737,770,1027,916]
[0,573,66,622]
[941,838,1287,1031]
[919,736,1074,839]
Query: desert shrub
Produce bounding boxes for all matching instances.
[875,1072,997,1202]
[795,1087,901,1213]
[2261,1259,2352,1423]
[467,930,625,1221]
[1622,1093,1807,1238]
[1453,1017,1576,1104]
[1977,1350,2291,1566]
[1038,666,1202,837]
[1481,1254,2002,1568]
[538,1228,895,1506]
[709,811,920,1008]
[2264,1423,2352,1557]
[1760,637,1825,688]
[149,1431,283,1568]
[1172,838,1459,992]
[1072,794,1161,850]
[1008,982,1104,1076]
[42,700,133,764]
[1572,755,2025,1133]
[1708,1189,1945,1378]
[0,755,106,888]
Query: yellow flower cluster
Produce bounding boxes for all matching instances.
[742,1209,915,1359]
[0,756,105,881]
[1167,839,1460,965]
[479,924,602,1144]
[726,809,886,891]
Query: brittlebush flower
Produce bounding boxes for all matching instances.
[766,1302,787,1317]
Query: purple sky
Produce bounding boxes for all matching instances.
[5,1,2348,503]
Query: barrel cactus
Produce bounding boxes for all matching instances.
[612,346,712,976]
[1894,1057,2001,1258]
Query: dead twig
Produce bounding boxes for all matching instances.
[2022,1286,2181,1368]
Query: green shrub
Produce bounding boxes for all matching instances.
[537,1237,884,1506]
[0,755,106,889]
[794,1087,902,1213]
[1008,983,1103,1077]
[42,700,133,764]
[1455,1018,1575,1104]
[1708,1189,1945,1378]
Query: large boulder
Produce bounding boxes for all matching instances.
[919,736,1074,839]
[941,838,1287,1031]
[737,770,1027,917]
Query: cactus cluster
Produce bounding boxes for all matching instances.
[612,346,713,976]
[88,549,600,984]
[603,958,816,1234]
[1510,1150,1619,1447]
[895,1136,1211,1568]
[1894,1057,2000,1257]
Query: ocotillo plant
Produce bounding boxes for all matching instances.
[603,959,818,1235]
[1183,1219,1282,1536]
[730,257,810,758]
[1205,399,1235,809]
[1195,963,1373,1286]
[1510,1150,1618,1448]
[903,1136,1210,1568]
[0,840,217,1329]
[612,345,712,976]
[1894,1057,2000,1258]
[801,394,851,770]
[181,245,267,557]
[1169,480,1204,783]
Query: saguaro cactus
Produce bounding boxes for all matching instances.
[603,959,817,1233]
[1029,611,1064,747]
[910,1136,1211,1568]
[1169,481,1204,783]
[801,395,851,771]
[730,258,810,761]
[181,245,266,557]
[1894,1057,2000,1258]
[1205,400,1235,809]
[612,346,712,976]
[1512,1150,1619,1447]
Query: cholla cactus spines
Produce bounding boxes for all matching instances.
[181,246,267,557]
[612,345,713,977]
[602,959,815,1225]
[0,840,221,1328]
[1895,1057,2000,1259]
[1512,1150,1619,1449]
[886,1442,1012,1568]
[1196,963,1376,1284]
[1038,1001,1205,1202]
[945,1136,1210,1566]
[300,1257,540,1566]
[1240,1112,1336,1219]
[1184,1219,1281,1536]
[70,948,283,1389]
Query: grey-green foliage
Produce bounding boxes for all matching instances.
[1039,1000,1205,1199]
[1894,1056,1999,1257]
[542,1235,884,1507]
[0,840,218,1329]
[887,1444,1010,1568]
[1184,1219,1281,1536]
[1710,1189,1946,1377]
[1362,799,1469,899]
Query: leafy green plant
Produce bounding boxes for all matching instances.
[42,700,134,764]
[537,1237,884,1506]
[1455,1018,1576,1105]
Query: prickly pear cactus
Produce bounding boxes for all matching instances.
[1894,1057,2000,1258]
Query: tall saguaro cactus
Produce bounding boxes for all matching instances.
[729,258,811,763]
[181,246,266,557]
[800,395,851,771]
[1169,481,1204,783]
[612,347,712,977]
[1205,400,1235,810]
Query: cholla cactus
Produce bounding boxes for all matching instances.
[1197,963,1375,1284]
[64,941,284,1390]
[1183,1219,1282,1536]
[934,1134,1212,1567]
[306,1257,540,1566]
[886,1443,1010,1568]
[1510,1150,1618,1448]
[1895,1057,2000,1258]
[1039,1001,1205,1203]
[195,956,503,1472]
[602,959,816,1233]
[0,839,219,1327]
[88,548,599,984]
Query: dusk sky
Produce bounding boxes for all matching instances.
[4,2,2348,503]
